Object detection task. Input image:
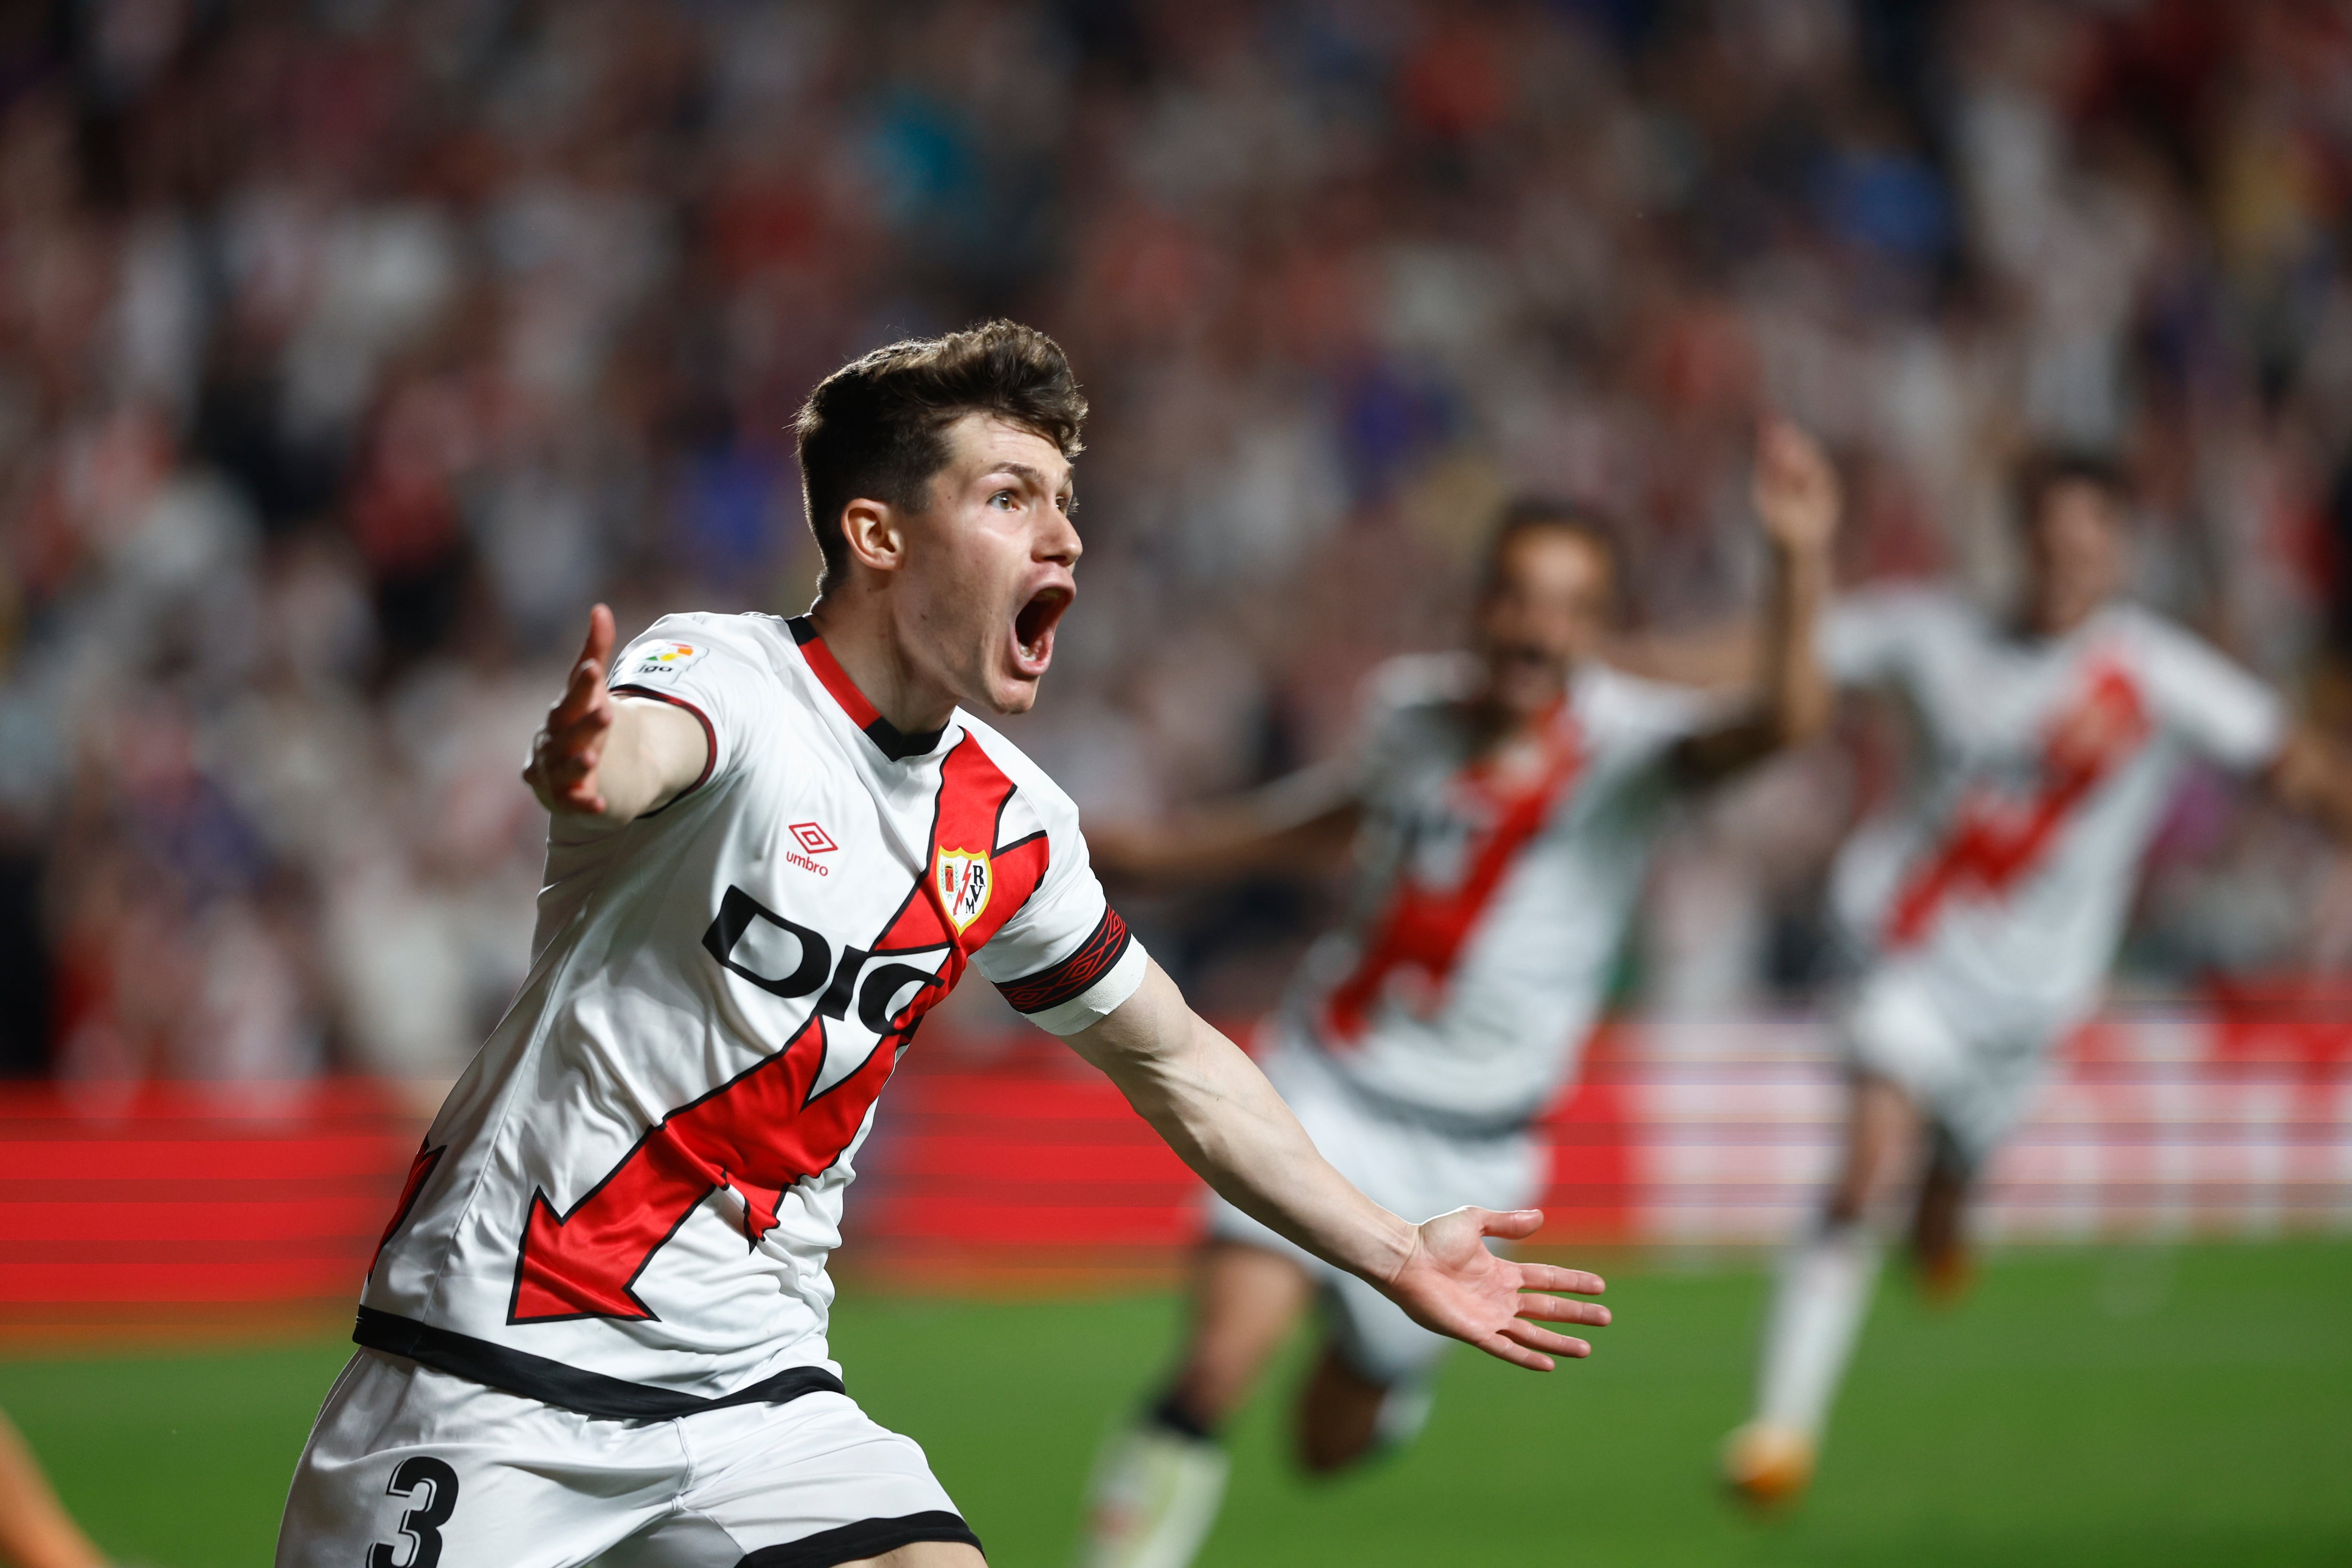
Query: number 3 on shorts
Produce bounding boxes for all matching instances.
[367,1456,460,1568]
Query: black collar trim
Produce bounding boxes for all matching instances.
[787,616,948,761]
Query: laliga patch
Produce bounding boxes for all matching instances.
[936,849,992,934]
[628,641,706,679]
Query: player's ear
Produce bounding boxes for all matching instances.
[838,497,906,577]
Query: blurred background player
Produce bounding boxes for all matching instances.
[1070,420,1840,1568]
[1723,450,2352,1509]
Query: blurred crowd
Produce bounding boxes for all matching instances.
[3,0,2352,1083]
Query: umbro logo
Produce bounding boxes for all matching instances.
[788,821,837,876]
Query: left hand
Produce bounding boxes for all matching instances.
[1752,415,1840,555]
[1380,1207,1610,1371]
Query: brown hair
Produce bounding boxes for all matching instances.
[1481,497,1623,597]
[2012,447,2129,532]
[794,320,1089,594]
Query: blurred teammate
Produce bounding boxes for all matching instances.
[1071,422,1842,1568]
[1724,451,2352,1508]
[275,323,1608,1568]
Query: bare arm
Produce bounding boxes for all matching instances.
[1672,417,1840,784]
[1088,764,1361,886]
[1066,962,1609,1370]
[2265,727,2352,843]
[524,605,711,826]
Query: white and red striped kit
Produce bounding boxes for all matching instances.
[281,610,1144,1567]
[1210,653,1711,1385]
[1822,587,2284,1155]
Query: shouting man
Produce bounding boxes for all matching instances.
[273,322,1608,1568]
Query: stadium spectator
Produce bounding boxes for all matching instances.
[0,0,2348,1090]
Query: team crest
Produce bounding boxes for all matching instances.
[936,849,992,934]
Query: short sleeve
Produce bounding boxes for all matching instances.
[972,764,1150,1035]
[609,613,779,800]
[1820,587,1934,689]
[2138,620,2287,773]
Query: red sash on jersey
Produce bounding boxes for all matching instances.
[508,736,1049,1323]
[1322,713,1583,1043]
[1884,659,2149,949]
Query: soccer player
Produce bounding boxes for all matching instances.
[1070,421,1844,1568]
[272,322,1613,1568]
[1722,450,2352,1508]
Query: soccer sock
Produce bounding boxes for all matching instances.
[1073,1402,1230,1568]
[1754,1219,1882,1441]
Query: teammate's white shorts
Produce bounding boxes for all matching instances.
[276,1349,979,1568]
[1841,965,2068,1166]
[1204,1033,1542,1388]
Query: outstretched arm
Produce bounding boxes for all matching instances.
[1672,417,1840,783]
[1087,764,1360,886]
[2265,727,2352,842]
[1066,963,1609,1370]
[524,605,711,826]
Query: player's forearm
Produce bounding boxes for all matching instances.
[1069,965,1417,1285]
[1673,542,1833,782]
[1096,771,1359,886]
[1756,538,1834,747]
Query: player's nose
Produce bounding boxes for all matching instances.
[1037,501,1082,568]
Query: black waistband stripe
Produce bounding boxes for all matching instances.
[353,1307,844,1422]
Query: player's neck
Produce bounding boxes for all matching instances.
[804,597,960,737]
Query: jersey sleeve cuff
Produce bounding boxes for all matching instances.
[995,909,1148,1035]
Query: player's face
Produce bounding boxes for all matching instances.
[897,413,1080,716]
[1474,529,1612,721]
[2023,480,2127,637]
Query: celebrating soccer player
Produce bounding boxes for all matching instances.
[1722,450,2352,1509]
[1068,421,1843,1568]
[273,324,1613,1568]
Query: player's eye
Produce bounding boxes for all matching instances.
[990,489,1018,509]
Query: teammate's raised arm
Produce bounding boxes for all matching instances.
[1086,763,1360,886]
[1673,416,1840,782]
[2265,727,2352,843]
[1064,962,1609,1372]
[523,604,711,826]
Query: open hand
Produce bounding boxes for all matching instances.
[524,604,618,816]
[1752,416,1840,556]
[1381,1206,1608,1371]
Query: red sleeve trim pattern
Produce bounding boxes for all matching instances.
[612,685,718,801]
[995,907,1133,1016]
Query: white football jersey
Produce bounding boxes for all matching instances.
[358,613,1146,1415]
[1285,655,1712,1126]
[1825,587,2284,1037]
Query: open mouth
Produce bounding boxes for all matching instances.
[1009,586,1072,678]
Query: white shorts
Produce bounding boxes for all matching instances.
[1842,967,2065,1166]
[1204,1037,1543,1387]
[276,1350,977,1568]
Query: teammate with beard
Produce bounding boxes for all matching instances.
[1070,420,1843,1568]
[274,323,1611,1568]
[1722,450,2352,1508]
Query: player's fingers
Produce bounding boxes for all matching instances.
[1476,1207,1544,1241]
[1513,1263,1606,1297]
[578,602,615,673]
[1513,1292,1611,1328]
[1502,1321,1592,1360]
[549,653,612,728]
[1475,1334,1555,1373]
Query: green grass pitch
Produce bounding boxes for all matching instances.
[2,1242,2345,1566]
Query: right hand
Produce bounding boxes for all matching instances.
[524,605,618,816]
[1752,415,1840,556]
[1381,1206,1609,1371]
